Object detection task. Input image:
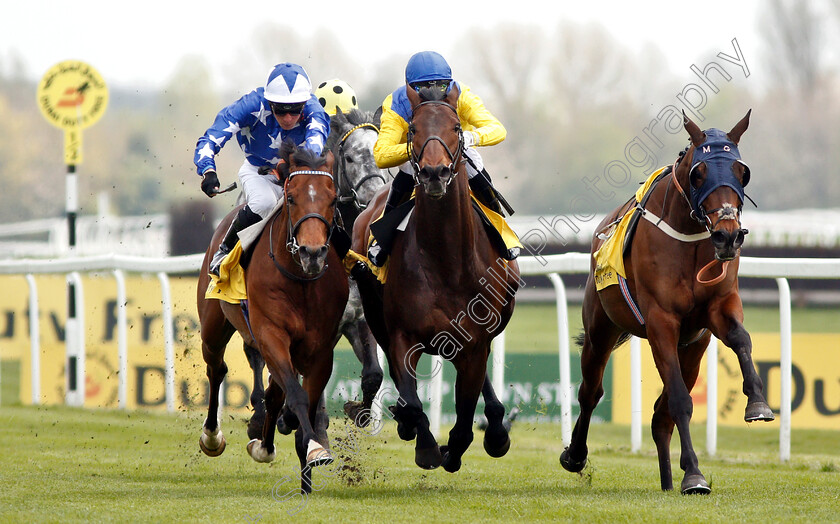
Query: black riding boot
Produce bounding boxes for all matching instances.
[369,170,414,267]
[469,170,505,216]
[209,206,262,277]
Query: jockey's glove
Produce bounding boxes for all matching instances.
[201,170,220,197]
[463,131,478,148]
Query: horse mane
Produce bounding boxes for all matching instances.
[326,108,378,150]
[279,140,327,170]
[417,86,447,103]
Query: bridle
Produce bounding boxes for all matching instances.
[336,123,386,211]
[407,100,464,180]
[268,169,336,282]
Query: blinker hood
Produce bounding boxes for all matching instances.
[688,129,748,217]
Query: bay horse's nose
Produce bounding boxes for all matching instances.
[710,228,746,259]
[418,165,452,198]
[298,244,329,274]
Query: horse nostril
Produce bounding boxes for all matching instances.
[710,230,727,248]
[733,230,745,249]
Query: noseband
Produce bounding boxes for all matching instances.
[336,123,387,211]
[407,100,464,180]
[268,169,336,281]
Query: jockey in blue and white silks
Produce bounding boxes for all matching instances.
[194,62,330,277]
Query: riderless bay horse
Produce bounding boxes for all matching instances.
[352,83,520,471]
[560,111,773,494]
[197,143,349,494]
[240,108,388,434]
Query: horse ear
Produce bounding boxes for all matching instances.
[406,84,420,108]
[728,109,751,145]
[324,149,335,174]
[373,105,383,126]
[682,110,705,147]
[446,82,460,106]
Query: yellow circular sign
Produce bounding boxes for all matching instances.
[37,60,108,130]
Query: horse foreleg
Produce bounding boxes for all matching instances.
[243,342,268,440]
[709,297,774,422]
[388,333,442,470]
[480,374,510,458]
[647,312,709,495]
[247,377,283,463]
[441,358,486,473]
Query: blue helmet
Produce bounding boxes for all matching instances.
[405,51,452,85]
[264,63,312,104]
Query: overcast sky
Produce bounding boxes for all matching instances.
[2,0,763,92]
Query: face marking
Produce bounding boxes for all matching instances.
[308,184,317,202]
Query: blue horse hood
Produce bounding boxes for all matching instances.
[689,128,748,215]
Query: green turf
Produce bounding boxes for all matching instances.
[0,405,837,523]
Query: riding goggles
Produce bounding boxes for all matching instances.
[270,101,305,116]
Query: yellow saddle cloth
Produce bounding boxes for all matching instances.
[593,166,668,291]
[204,242,247,304]
[348,192,522,285]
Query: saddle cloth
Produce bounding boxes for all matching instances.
[593,166,668,291]
[204,198,285,304]
[348,191,523,285]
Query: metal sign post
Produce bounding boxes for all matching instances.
[37,60,108,407]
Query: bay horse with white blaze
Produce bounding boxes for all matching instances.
[560,110,773,494]
[196,142,348,494]
[353,83,520,471]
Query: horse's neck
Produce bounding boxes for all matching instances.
[652,168,707,235]
[414,176,477,263]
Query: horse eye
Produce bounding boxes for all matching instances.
[408,124,416,134]
[286,195,295,205]
[345,155,355,164]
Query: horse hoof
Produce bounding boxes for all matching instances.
[343,401,371,428]
[199,424,225,457]
[681,474,711,495]
[483,432,511,458]
[745,402,775,422]
[199,430,226,457]
[246,438,276,463]
[389,406,417,441]
[441,446,462,473]
[415,445,442,470]
[306,441,333,468]
[560,447,586,473]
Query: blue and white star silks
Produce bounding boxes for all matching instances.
[193,88,330,176]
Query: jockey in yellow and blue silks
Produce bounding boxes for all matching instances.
[369,51,508,266]
[194,63,330,277]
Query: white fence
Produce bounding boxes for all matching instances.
[1,252,838,461]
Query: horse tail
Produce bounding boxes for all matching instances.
[573,330,632,350]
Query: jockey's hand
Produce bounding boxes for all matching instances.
[201,170,220,197]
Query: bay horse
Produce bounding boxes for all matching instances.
[352,83,520,471]
[560,111,773,494]
[197,142,349,494]
[240,108,387,433]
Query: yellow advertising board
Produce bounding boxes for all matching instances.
[0,274,256,413]
[611,334,840,430]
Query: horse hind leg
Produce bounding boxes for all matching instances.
[560,290,624,474]
[480,374,511,459]
[247,378,284,463]
[199,337,230,457]
[342,318,384,428]
[243,342,268,440]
